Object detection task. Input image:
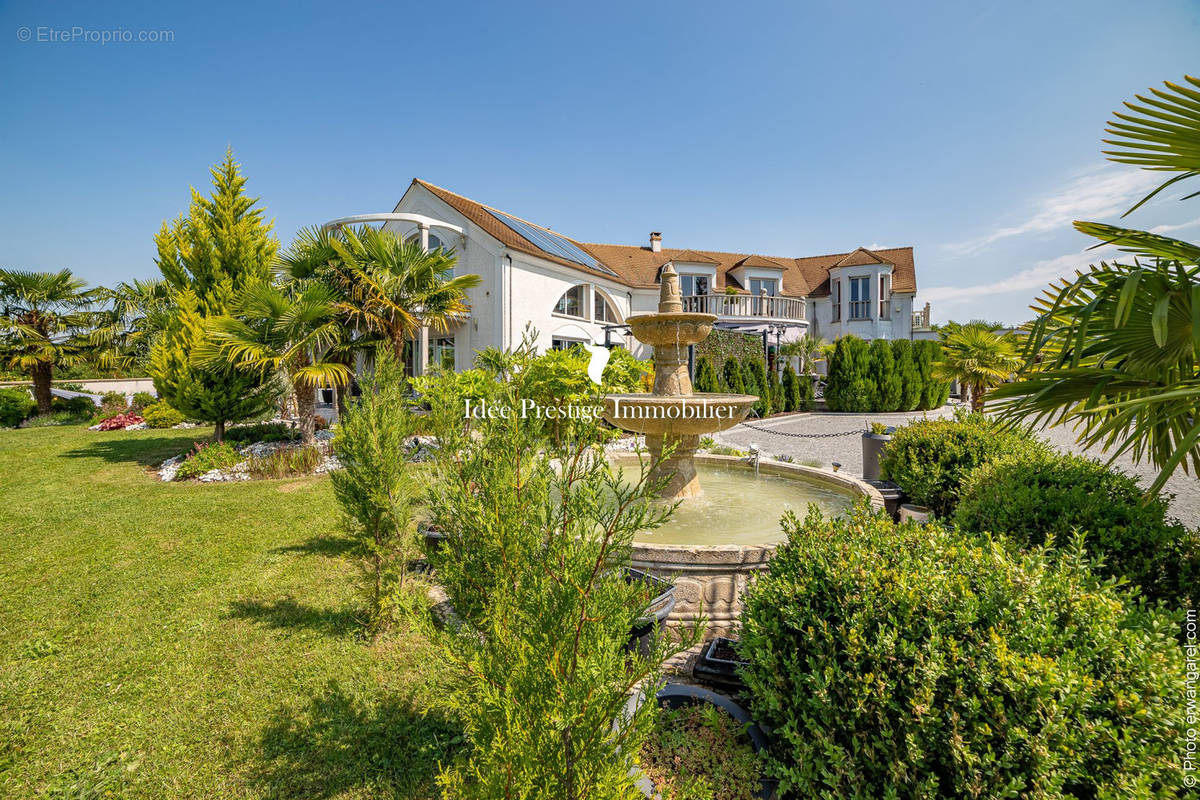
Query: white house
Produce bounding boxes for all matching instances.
[329,179,930,376]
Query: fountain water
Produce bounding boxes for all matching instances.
[601,264,757,499]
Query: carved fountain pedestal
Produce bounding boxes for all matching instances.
[601,264,757,500]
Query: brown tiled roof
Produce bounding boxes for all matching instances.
[736,254,791,269]
[407,179,916,297]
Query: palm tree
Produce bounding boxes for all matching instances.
[934,323,1021,412]
[780,333,824,374]
[206,281,353,445]
[277,225,481,361]
[0,269,105,414]
[92,278,175,373]
[991,75,1200,494]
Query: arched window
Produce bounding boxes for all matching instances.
[404,230,446,252]
[553,285,586,318]
[593,289,620,323]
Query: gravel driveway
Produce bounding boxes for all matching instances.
[714,404,1200,528]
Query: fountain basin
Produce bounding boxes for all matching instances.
[616,454,884,638]
[625,312,716,346]
[601,393,757,436]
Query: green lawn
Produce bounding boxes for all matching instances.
[0,426,455,799]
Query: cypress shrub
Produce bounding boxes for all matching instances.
[740,505,1188,798]
[957,449,1199,607]
[891,338,921,411]
[692,355,720,393]
[781,363,800,412]
[915,340,950,410]
[868,338,902,411]
[880,413,1048,517]
[796,374,815,411]
[824,336,872,412]
[722,357,746,393]
[745,357,770,417]
[766,366,783,415]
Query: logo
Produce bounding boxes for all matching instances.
[583,344,611,385]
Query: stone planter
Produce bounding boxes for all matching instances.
[625,567,676,657]
[861,427,895,481]
[691,636,748,695]
[899,503,932,524]
[866,479,905,521]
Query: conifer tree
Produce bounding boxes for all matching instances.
[766,364,782,414]
[722,357,746,394]
[825,336,872,412]
[693,355,720,393]
[781,363,800,412]
[869,338,903,412]
[149,150,279,440]
[892,338,922,411]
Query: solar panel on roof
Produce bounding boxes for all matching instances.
[488,209,618,277]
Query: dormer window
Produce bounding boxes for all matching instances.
[749,278,777,296]
[677,274,709,297]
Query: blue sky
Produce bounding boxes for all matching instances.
[2,0,1198,324]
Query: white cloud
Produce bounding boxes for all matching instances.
[1149,216,1200,235]
[921,244,1121,305]
[943,165,1160,255]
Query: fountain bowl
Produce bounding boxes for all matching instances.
[625,312,716,346]
[616,453,886,639]
[601,393,757,436]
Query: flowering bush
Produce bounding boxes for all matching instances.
[98,412,144,431]
[173,441,240,480]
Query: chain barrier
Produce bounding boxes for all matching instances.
[737,419,864,439]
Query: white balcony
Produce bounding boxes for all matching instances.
[681,292,806,322]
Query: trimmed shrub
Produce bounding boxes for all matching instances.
[891,338,922,411]
[174,441,240,480]
[722,357,746,394]
[957,450,1199,607]
[63,395,97,417]
[143,402,185,429]
[781,363,800,412]
[796,374,815,411]
[129,391,157,411]
[880,413,1047,517]
[692,356,720,393]
[824,336,872,412]
[745,358,769,417]
[766,365,782,414]
[868,338,901,411]
[0,387,36,427]
[739,504,1188,798]
[224,422,297,444]
[915,340,950,409]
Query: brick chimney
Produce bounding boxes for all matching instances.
[650,232,662,253]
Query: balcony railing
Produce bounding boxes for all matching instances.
[848,300,872,320]
[681,292,806,321]
[912,304,931,330]
[879,300,891,319]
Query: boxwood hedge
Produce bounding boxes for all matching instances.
[739,504,1188,798]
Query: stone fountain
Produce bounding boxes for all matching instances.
[601,264,884,641]
[601,264,757,499]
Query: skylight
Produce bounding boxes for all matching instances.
[488,209,617,277]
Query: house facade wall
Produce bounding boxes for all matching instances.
[388,184,654,366]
